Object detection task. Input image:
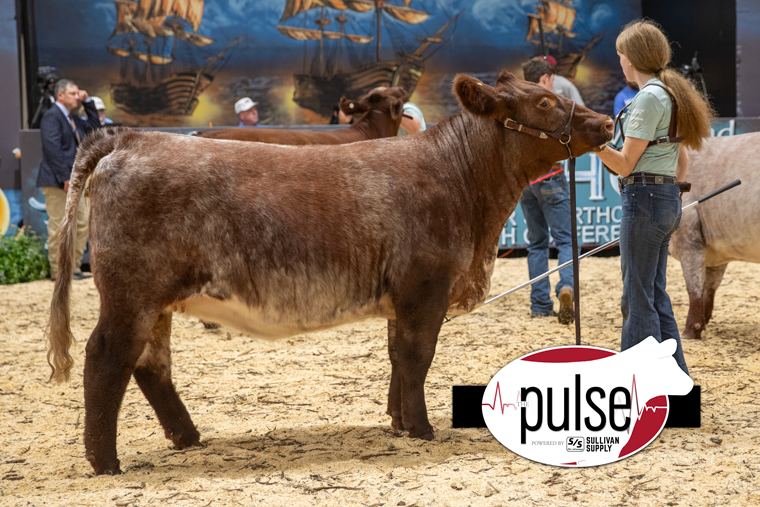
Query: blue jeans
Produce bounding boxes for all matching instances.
[619,181,689,375]
[519,172,576,315]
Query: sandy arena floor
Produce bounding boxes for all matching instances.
[1,257,759,506]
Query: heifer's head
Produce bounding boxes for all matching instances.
[453,70,613,164]
[340,86,410,135]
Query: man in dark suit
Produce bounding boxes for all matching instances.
[36,79,102,280]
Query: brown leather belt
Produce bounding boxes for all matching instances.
[619,173,678,191]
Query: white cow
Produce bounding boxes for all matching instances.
[669,131,760,339]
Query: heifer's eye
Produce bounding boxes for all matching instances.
[540,99,550,108]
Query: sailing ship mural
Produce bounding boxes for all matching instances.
[525,0,603,79]
[107,0,242,116]
[277,0,464,118]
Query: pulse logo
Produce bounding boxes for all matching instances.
[482,337,693,467]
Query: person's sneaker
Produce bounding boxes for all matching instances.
[531,310,557,318]
[72,272,93,281]
[558,286,574,325]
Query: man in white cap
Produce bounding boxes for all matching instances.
[91,96,113,125]
[235,97,258,127]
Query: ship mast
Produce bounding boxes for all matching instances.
[315,8,330,76]
[376,1,383,61]
[336,10,347,72]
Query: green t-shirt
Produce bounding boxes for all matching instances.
[622,78,678,177]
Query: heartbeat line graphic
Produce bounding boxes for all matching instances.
[482,382,521,414]
[628,374,668,423]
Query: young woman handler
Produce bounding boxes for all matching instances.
[595,20,713,374]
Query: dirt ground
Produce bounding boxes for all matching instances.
[1,257,759,507]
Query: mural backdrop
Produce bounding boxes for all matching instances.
[33,0,641,127]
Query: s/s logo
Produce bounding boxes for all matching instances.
[483,337,693,467]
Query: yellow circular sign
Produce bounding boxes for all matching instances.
[0,189,11,236]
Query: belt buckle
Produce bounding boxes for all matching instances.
[655,175,664,184]
[656,136,669,145]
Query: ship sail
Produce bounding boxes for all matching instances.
[382,3,428,24]
[112,0,138,36]
[281,0,374,22]
[107,46,173,65]
[277,25,373,43]
[526,0,577,41]
[280,0,426,24]
[131,17,174,38]
[164,18,215,46]
[137,0,205,32]
[111,0,214,44]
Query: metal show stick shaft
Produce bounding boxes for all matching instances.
[444,179,741,322]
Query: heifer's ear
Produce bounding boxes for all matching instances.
[396,86,411,103]
[453,73,502,117]
[340,96,367,115]
[496,69,518,85]
[389,98,404,120]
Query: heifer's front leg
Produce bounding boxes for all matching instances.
[133,310,201,450]
[390,277,449,440]
[679,246,706,340]
[703,264,728,326]
[386,319,404,431]
[83,312,151,475]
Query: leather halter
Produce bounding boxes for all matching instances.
[499,101,577,159]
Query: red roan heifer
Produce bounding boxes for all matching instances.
[47,70,613,475]
[197,86,409,144]
[669,132,760,340]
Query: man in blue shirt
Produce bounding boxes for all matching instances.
[235,97,258,127]
[614,81,639,117]
[519,57,577,324]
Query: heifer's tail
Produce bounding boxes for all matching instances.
[47,127,134,383]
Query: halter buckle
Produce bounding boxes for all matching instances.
[504,118,515,129]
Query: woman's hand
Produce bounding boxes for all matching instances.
[595,136,649,177]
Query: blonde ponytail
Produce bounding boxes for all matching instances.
[656,68,714,150]
[617,19,715,150]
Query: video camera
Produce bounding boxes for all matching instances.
[30,66,62,128]
[680,52,707,97]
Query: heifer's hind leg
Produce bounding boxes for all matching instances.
[679,246,706,340]
[84,311,154,475]
[133,309,200,449]
[390,276,449,440]
[703,264,728,326]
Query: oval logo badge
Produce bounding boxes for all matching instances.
[482,337,693,467]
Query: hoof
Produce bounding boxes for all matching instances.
[87,455,122,476]
[682,328,702,340]
[390,410,406,431]
[408,427,435,441]
[165,428,202,449]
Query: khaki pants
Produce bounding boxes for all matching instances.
[41,186,88,279]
